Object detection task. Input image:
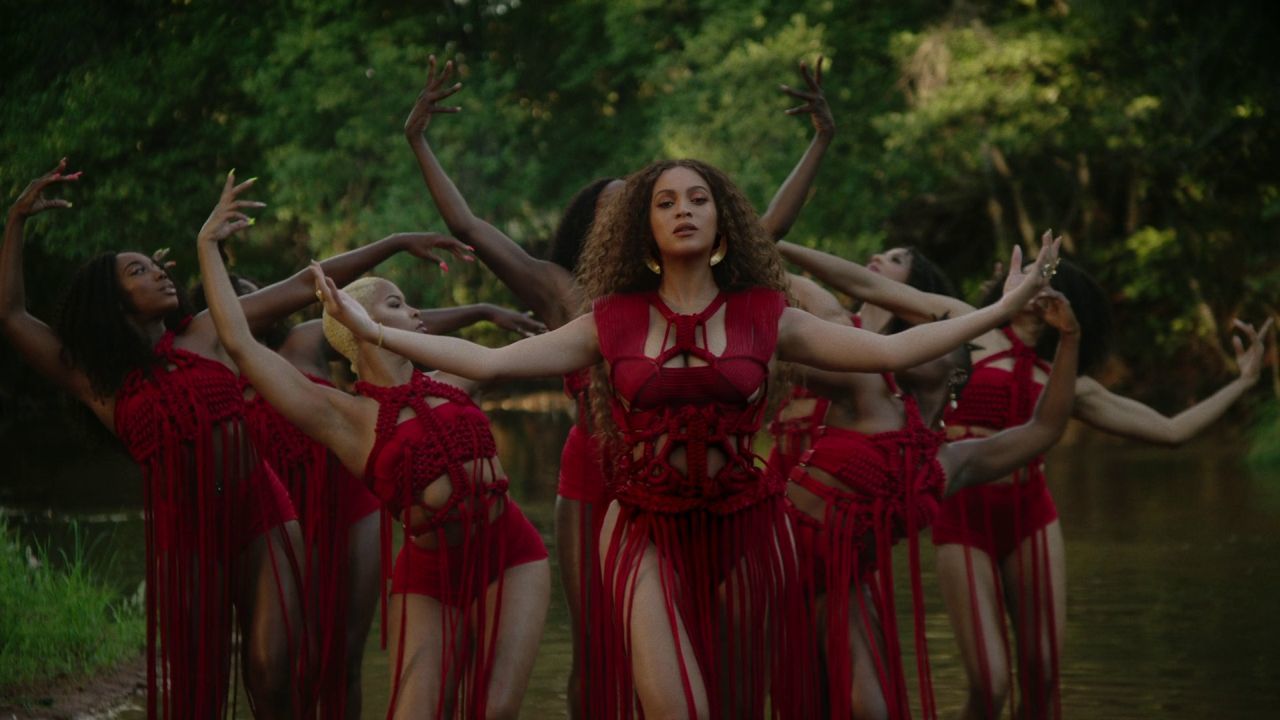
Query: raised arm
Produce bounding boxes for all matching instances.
[0,160,107,417]
[404,55,575,326]
[420,303,548,337]
[1072,317,1273,446]
[195,173,371,467]
[758,57,835,241]
[942,291,1081,493]
[778,240,975,325]
[779,240,1060,372]
[314,263,599,382]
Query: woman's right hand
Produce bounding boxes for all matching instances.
[197,170,265,245]
[999,231,1061,311]
[310,262,379,341]
[1034,288,1080,336]
[404,54,463,138]
[10,158,80,219]
[1232,317,1274,384]
[780,56,834,138]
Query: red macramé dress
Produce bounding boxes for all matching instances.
[113,328,298,719]
[592,288,816,719]
[932,325,1061,719]
[788,372,947,720]
[242,374,381,718]
[356,370,547,719]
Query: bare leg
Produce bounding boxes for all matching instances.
[936,543,1012,720]
[387,593,453,720]
[555,495,589,720]
[600,502,710,720]
[236,520,308,720]
[848,582,890,720]
[1001,520,1066,720]
[482,559,552,719]
[342,510,381,719]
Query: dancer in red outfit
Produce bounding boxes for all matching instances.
[194,274,544,718]
[403,54,836,718]
[779,240,1273,719]
[317,158,1059,718]
[195,173,550,720]
[782,274,1080,720]
[0,161,452,718]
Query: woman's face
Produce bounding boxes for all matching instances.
[115,251,179,318]
[649,166,718,261]
[365,279,425,334]
[866,247,913,284]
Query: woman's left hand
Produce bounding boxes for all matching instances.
[10,158,81,219]
[1001,231,1062,308]
[1034,288,1079,336]
[198,170,265,245]
[489,307,548,338]
[310,262,379,341]
[394,232,475,272]
[780,56,834,137]
[1232,317,1274,383]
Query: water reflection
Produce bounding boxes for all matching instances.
[4,412,1280,718]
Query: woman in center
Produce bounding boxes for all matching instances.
[318,159,1059,720]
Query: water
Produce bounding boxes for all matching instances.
[3,407,1279,718]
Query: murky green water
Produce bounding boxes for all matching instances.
[3,407,1279,718]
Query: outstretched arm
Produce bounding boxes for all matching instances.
[778,240,976,325]
[942,291,1081,493]
[420,303,548,337]
[758,57,835,241]
[405,55,575,327]
[1073,318,1273,445]
[314,263,599,382]
[0,159,108,418]
[779,240,1060,372]
[195,172,370,465]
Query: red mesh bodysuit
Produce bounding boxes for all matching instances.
[114,328,297,719]
[788,372,947,720]
[356,370,547,719]
[242,374,381,718]
[593,288,815,719]
[932,325,1061,719]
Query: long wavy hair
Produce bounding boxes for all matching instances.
[979,257,1112,375]
[576,159,788,303]
[54,251,192,399]
[577,159,789,441]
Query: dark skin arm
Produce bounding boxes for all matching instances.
[0,159,110,420]
[759,57,835,240]
[420,303,547,337]
[940,291,1081,494]
[405,56,577,329]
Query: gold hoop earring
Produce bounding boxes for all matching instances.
[709,236,727,267]
[645,252,662,275]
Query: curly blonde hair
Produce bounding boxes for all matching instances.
[322,277,385,375]
[575,159,791,444]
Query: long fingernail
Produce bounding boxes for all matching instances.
[66,201,73,208]
[247,217,256,226]
[439,261,449,272]
[228,168,236,177]
[246,176,258,183]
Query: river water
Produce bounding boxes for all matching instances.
[3,401,1279,718]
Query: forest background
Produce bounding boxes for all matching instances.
[2,0,1278,431]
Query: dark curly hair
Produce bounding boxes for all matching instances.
[549,177,618,272]
[189,273,290,350]
[54,252,192,399]
[980,257,1112,375]
[884,246,958,334]
[576,159,788,303]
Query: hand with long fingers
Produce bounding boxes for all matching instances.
[310,262,379,342]
[999,232,1062,311]
[151,247,177,272]
[405,54,463,138]
[1033,288,1080,336]
[395,232,475,272]
[490,307,549,338]
[10,158,81,219]
[780,56,834,137]
[1232,317,1274,383]
[198,170,266,245]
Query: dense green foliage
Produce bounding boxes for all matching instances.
[2,0,1277,415]
[0,518,144,689]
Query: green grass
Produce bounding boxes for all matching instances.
[0,517,144,690]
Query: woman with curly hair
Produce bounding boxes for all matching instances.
[317,157,1059,719]
[403,54,836,718]
[778,240,1272,719]
[0,160,471,718]
[196,173,551,719]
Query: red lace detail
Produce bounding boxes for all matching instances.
[945,326,1050,430]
